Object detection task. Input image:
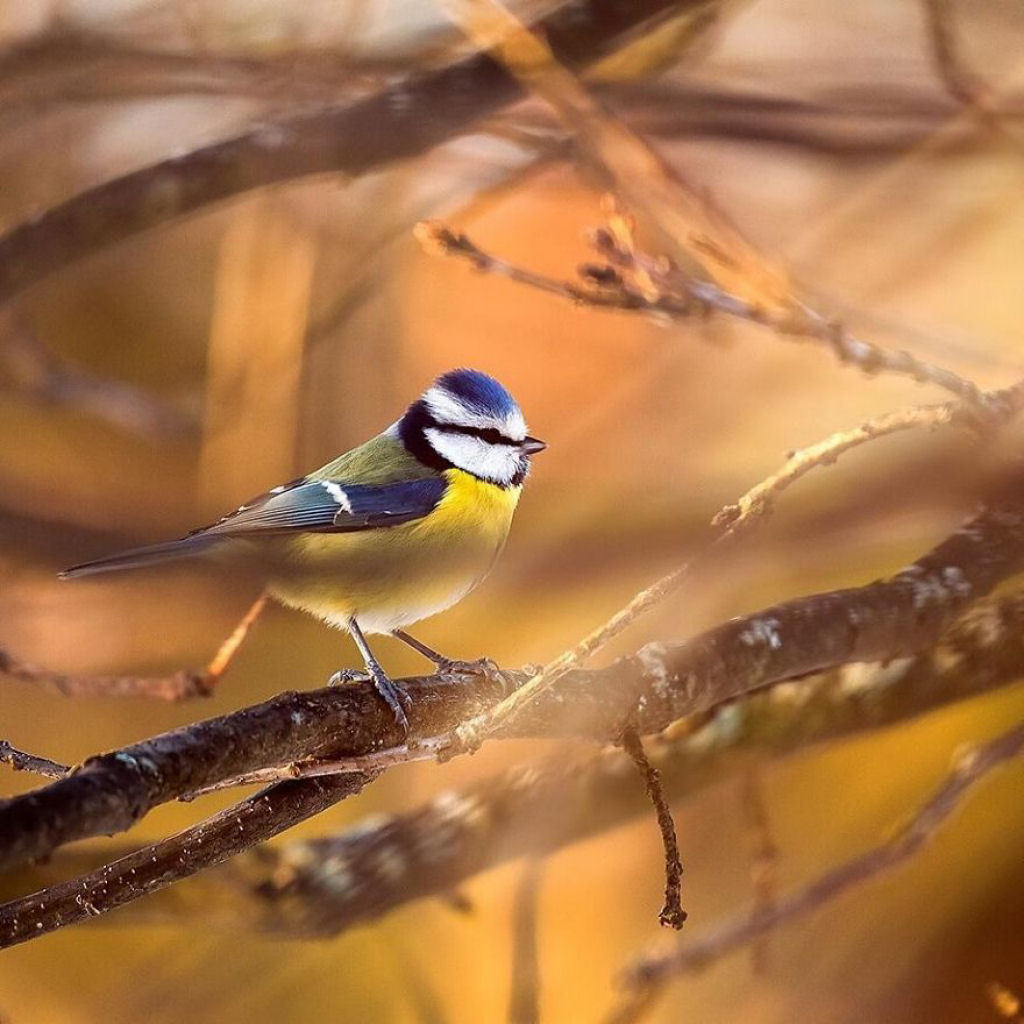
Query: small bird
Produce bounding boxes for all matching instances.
[61,368,546,729]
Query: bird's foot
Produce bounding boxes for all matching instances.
[371,669,411,735]
[328,666,411,735]
[433,656,501,681]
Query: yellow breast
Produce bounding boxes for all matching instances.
[264,469,521,633]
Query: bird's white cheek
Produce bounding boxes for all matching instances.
[425,429,520,484]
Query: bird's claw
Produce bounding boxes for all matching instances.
[372,672,411,735]
[328,667,371,687]
[328,667,410,735]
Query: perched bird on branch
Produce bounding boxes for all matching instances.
[60,368,546,730]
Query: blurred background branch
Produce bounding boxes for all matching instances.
[0,309,196,439]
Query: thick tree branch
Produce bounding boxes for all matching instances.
[439,384,1018,756]
[0,771,375,950]
[2,496,1023,876]
[7,587,1024,942]
[0,0,701,306]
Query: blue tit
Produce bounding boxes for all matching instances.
[61,368,546,729]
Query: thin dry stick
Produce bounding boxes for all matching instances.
[0,740,68,780]
[2,591,269,700]
[0,648,213,700]
[614,721,1024,1004]
[203,592,268,682]
[440,386,1002,757]
[508,859,546,1024]
[182,743,437,797]
[621,726,686,930]
[712,401,960,527]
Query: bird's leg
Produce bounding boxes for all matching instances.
[345,619,410,733]
[391,629,498,679]
[200,592,269,690]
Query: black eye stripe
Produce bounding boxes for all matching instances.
[436,422,517,446]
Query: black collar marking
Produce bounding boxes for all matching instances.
[398,400,528,487]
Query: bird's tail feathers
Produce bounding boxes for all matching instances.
[59,535,216,579]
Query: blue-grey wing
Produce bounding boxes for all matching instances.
[197,476,446,537]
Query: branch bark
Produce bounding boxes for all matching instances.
[0,772,374,950]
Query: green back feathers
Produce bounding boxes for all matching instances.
[309,431,439,486]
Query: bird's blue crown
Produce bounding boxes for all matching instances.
[433,368,519,419]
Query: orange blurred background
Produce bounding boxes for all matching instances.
[1,1,1024,1021]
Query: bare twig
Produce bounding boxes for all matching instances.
[0,740,68,780]
[0,648,217,700]
[442,0,792,310]
[508,859,545,1024]
[621,726,686,930]
[616,721,1024,999]
[182,742,437,797]
[712,401,961,527]
[2,591,269,701]
[201,592,268,683]
[419,221,987,406]
[493,80,1024,171]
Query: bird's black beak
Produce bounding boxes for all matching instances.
[521,436,547,455]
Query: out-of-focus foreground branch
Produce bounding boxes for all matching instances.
[0,0,710,306]
[3,495,1024,946]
